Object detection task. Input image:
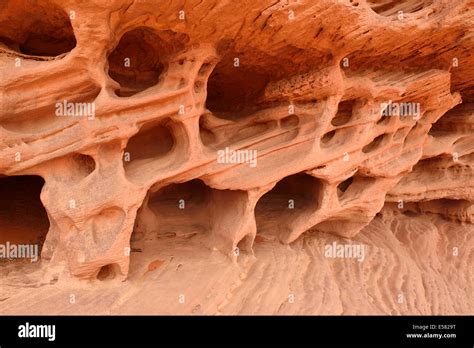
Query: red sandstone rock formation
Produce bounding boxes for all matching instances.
[0,0,472,314]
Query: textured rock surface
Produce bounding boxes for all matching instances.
[0,0,473,314]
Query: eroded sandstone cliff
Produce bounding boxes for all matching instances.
[0,0,472,314]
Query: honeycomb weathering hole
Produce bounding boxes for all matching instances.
[321,130,336,142]
[108,27,189,97]
[124,121,175,165]
[0,0,76,57]
[362,133,387,153]
[0,176,50,263]
[0,85,101,134]
[331,100,354,127]
[337,174,377,202]
[147,180,213,236]
[236,234,254,254]
[72,154,96,177]
[206,55,269,120]
[96,263,120,281]
[132,180,249,248]
[255,173,322,237]
[367,0,433,16]
[205,43,335,119]
[337,176,354,199]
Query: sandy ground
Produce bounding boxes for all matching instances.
[0,212,472,315]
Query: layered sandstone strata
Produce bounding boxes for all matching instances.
[0,0,472,314]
